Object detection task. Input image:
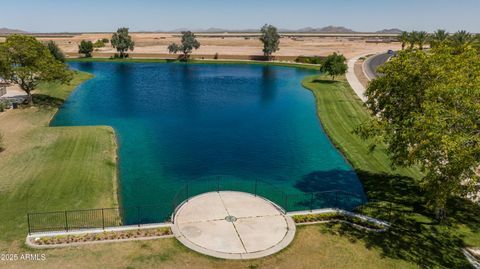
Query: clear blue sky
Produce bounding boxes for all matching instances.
[2,0,479,33]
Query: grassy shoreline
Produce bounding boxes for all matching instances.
[66,57,321,70]
[302,74,480,268]
[1,62,478,268]
[0,71,118,242]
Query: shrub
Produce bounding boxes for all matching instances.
[93,40,106,48]
[101,38,109,43]
[296,56,325,65]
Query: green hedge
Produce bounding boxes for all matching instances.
[296,56,325,65]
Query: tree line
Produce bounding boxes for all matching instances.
[399,29,480,51]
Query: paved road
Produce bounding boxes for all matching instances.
[364,52,395,79]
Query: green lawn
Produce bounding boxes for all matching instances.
[0,67,478,268]
[302,75,480,268]
[0,72,117,242]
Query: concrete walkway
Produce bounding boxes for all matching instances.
[346,51,390,102]
[172,191,295,259]
[346,55,368,102]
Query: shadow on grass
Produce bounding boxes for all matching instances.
[311,78,340,84]
[32,94,65,108]
[324,169,480,268]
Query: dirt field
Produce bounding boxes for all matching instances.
[25,33,400,60]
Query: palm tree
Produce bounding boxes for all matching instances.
[449,30,474,48]
[399,31,409,50]
[430,29,449,48]
[408,31,419,49]
[416,31,429,50]
[474,34,480,51]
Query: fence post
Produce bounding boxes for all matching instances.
[27,213,31,235]
[254,179,258,197]
[64,211,69,232]
[310,193,314,211]
[137,206,141,227]
[101,208,105,230]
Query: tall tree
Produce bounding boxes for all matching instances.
[416,31,429,50]
[0,35,73,105]
[407,31,419,49]
[78,40,93,57]
[430,29,449,48]
[399,31,409,50]
[357,45,480,219]
[46,41,65,62]
[259,24,280,60]
[168,31,200,60]
[111,27,135,58]
[319,53,347,80]
[474,34,480,51]
[449,30,474,53]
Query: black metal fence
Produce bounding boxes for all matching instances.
[171,177,367,219]
[27,177,368,234]
[27,205,170,234]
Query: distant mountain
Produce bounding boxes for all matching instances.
[376,28,403,34]
[0,27,27,34]
[163,26,404,34]
[297,26,355,33]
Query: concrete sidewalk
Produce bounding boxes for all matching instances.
[346,55,368,102]
[346,52,388,103]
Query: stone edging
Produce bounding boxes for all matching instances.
[288,208,390,233]
[26,234,174,249]
[26,223,173,249]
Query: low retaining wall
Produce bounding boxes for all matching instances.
[25,208,390,249]
[288,208,390,232]
[26,222,173,249]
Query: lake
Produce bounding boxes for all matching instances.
[52,62,366,223]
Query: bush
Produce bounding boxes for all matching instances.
[296,56,325,65]
[101,38,109,43]
[0,100,12,112]
[93,40,105,48]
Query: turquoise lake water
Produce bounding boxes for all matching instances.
[52,62,366,223]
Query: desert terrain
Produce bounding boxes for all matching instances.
[0,32,400,60]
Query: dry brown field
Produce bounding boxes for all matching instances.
[2,32,401,60]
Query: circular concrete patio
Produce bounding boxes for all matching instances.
[171,191,296,259]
